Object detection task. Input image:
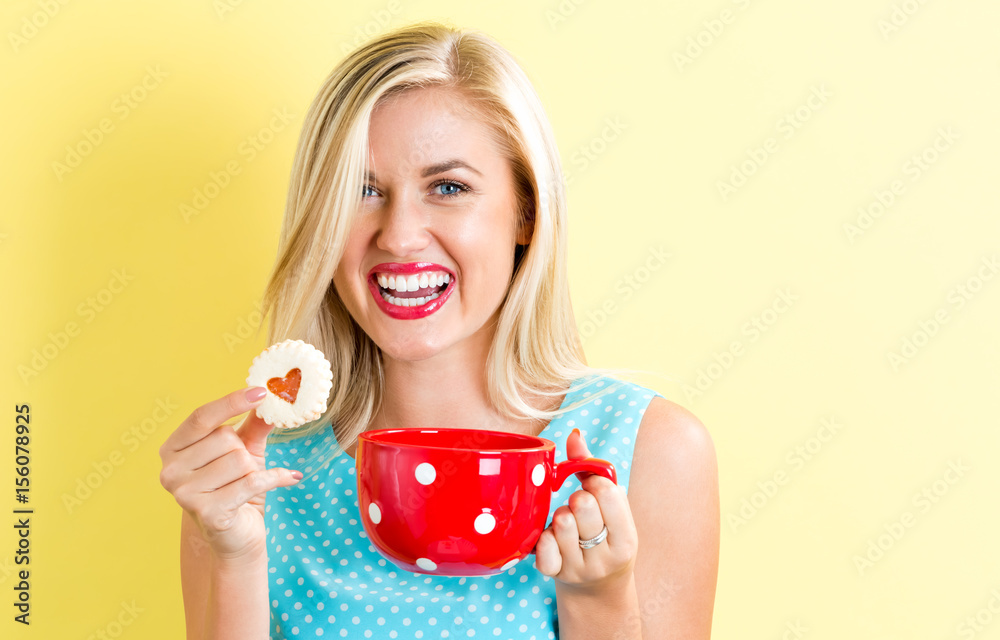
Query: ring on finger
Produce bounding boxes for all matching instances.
[578,524,609,549]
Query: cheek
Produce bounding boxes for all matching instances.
[463,244,516,302]
[330,275,353,317]
[331,257,366,310]
[335,227,373,286]
[448,214,518,271]
[331,272,349,300]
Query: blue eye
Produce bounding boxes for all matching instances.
[363,181,470,199]
[433,180,469,198]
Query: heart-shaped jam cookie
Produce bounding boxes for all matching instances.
[246,339,333,429]
[267,368,302,404]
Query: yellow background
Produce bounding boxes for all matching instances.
[2,0,998,637]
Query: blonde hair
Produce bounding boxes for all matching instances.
[261,20,645,470]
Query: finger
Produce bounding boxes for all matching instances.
[235,406,277,459]
[551,505,584,568]
[164,424,245,480]
[161,387,267,455]
[159,425,247,495]
[188,447,259,493]
[567,488,605,542]
[566,428,592,460]
[580,474,636,549]
[210,466,303,515]
[533,529,562,576]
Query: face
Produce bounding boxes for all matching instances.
[332,85,530,363]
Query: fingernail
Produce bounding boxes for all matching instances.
[571,428,580,438]
[246,387,267,403]
[290,470,303,481]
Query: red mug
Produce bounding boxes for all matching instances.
[355,427,617,576]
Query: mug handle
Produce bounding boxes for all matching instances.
[551,457,617,490]
[525,458,618,555]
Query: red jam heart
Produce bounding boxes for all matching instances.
[267,368,302,404]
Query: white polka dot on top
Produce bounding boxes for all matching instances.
[264,375,661,639]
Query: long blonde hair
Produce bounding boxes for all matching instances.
[261,20,640,469]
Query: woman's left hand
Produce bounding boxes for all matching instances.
[534,429,639,593]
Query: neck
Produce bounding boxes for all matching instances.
[370,320,562,436]
[372,315,511,433]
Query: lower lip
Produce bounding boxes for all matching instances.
[367,276,455,320]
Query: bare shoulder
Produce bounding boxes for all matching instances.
[630,396,717,485]
[627,395,719,639]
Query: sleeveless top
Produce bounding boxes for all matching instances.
[264,375,662,639]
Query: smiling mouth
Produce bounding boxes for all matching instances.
[373,271,451,308]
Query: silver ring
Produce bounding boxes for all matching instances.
[578,525,609,549]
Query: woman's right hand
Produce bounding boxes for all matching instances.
[159,387,303,562]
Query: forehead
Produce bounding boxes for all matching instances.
[367,86,502,170]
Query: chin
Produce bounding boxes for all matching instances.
[375,335,448,363]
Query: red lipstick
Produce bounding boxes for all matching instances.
[366,262,456,320]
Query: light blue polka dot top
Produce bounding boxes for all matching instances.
[264,375,662,639]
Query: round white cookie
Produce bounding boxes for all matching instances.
[246,339,333,429]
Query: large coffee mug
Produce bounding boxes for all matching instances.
[355,427,617,576]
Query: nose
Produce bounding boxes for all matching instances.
[375,193,431,257]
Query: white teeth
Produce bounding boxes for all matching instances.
[382,291,442,308]
[376,271,452,292]
[376,271,451,299]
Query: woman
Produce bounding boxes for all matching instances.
[159,21,719,639]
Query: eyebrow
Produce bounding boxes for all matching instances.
[365,159,483,181]
[421,159,482,178]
